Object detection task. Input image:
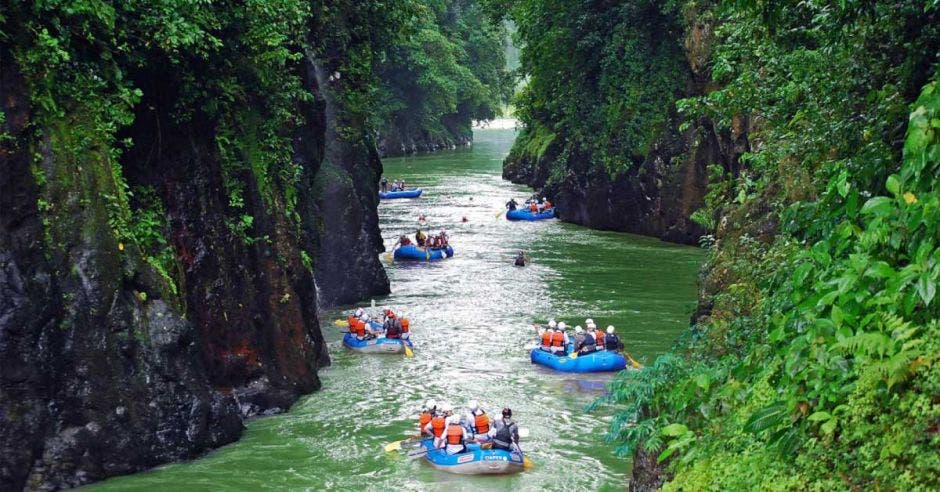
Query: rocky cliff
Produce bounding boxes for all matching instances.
[0,3,390,489]
[503,7,746,246]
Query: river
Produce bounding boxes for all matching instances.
[90,127,703,491]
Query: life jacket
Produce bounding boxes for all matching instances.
[583,332,595,346]
[419,411,432,427]
[347,315,356,327]
[446,422,464,445]
[605,333,619,350]
[386,319,401,339]
[430,416,446,437]
[540,330,552,347]
[473,411,490,434]
[529,203,538,212]
[551,330,565,347]
[544,200,552,209]
[493,420,514,448]
[401,318,410,333]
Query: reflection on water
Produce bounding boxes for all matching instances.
[90,128,703,491]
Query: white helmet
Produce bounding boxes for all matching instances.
[558,322,567,330]
[575,326,583,333]
[548,320,557,329]
[362,313,371,322]
[607,326,615,334]
[585,318,594,325]
[440,403,453,414]
[355,307,364,317]
[425,400,436,410]
[468,400,479,411]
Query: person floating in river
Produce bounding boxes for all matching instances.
[488,408,521,452]
[514,250,528,266]
[506,198,518,211]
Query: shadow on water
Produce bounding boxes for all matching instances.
[89,127,703,491]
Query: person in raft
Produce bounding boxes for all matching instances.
[425,403,458,451]
[419,400,438,437]
[551,322,570,355]
[464,401,491,442]
[380,175,389,192]
[604,326,623,352]
[505,198,518,211]
[488,408,521,452]
[415,229,427,247]
[537,320,557,352]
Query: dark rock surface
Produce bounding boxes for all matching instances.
[1,33,388,492]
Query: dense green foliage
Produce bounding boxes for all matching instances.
[375,0,512,149]
[1,0,506,289]
[561,0,939,488]
[500,0,688,177]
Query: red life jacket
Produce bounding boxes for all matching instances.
[474,412,490,434]
[529,203,538,212]
[544,200,552,209]
[419,412,432,427]
[401,319,410,333]
[430,416,446,437]
[540,331,552,347]
[350,319,365,337]
[446,423,464,445]
[551,331,565,347]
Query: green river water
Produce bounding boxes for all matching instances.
[91,127,704,491]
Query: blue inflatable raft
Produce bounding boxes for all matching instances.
[380,188,423,199]
[420,439,524,475]
[393,244,454,261]
[506,208,555,221]
[530,347,627,372]
[343,333,413,354]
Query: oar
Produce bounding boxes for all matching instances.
[523,455,535,469]
[385,240,401,262]
[403,341,414,358]
[407,447,428,459]
[334,319,349,327]
[384,435,422,453]
[625,352,642,369]
[495,209,505,219]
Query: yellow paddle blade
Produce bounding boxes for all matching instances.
[384,440,403,453]
[383,252,393,262]
[569,351,578,359]
[495,209,505,219]
[404,344,414,358]
[626,353,642,368]
[523,456,535,469]
[334,319,349,326]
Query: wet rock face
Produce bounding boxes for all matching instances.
[1,40,386,490]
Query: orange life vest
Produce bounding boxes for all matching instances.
[350,319,365,337]
[446,423,464,445]
[544,200,552,209]
[347,315,356,327]
[474,412,490,434]
[529,203,538,212]
[402,318,410,333]
[419,412,432,427]
[551,330,565,347]
[541,331,552,347]
[430,416,446,437]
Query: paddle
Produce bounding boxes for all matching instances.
[625,351,642,369]
[385,239,401,262]
[334,319,349,327]
[384,435,423,453]
[495,209,505,220]
[403,341,414,358]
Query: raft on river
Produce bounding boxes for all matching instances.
[420,439,524,475]
[506,208,555,221]
[530,347,627,373]
[343,331,413,354]
[393,244,454,261]
[380,188,423,199]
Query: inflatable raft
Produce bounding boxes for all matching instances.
[530,347,626,373]
[380,188,423,199]
[343,333,413,354]
[421,439,525,475]
[393,244,454,261]
[506,208,555,221]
